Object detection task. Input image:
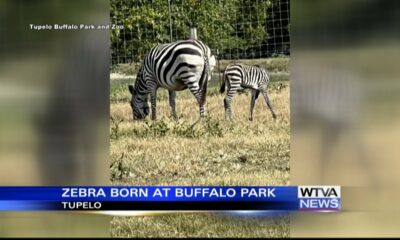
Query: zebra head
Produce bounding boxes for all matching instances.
[128,68,150,120]
[128,84,149,120]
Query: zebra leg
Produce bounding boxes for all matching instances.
[249,89,258,121]
[150,88,158,121]
[190,86,206,118]
[223,98,229,119]
[223,96,235,120]
[199,79,208,118]
[224,83,238,120]
[168,90,177,119]
[188,87,205,118]
[186,79,207,118]
[261,88,277,119]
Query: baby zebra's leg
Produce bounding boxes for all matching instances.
[224,82,239,120]
[249,89,260,121]
[261,87,277,119]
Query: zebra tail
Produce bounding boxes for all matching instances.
[201,76,208,105]
[220,71,226,94]
[200,52,210,104]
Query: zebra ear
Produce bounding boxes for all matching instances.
[128,84,134,94]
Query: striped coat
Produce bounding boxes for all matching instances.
[129,40,216,120]
[220,63,276,121]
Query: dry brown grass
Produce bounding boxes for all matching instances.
[109,77,290,237]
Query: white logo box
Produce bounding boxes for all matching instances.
[298,186,341,198]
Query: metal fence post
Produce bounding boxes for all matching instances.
[189,27,197,40]
[168,0,173,42]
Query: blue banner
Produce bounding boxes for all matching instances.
[0,186,341,212]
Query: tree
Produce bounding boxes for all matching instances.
[110,0,287,63]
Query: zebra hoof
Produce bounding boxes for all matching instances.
[249,117,253,121]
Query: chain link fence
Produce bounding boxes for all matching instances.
[111,0,290,65]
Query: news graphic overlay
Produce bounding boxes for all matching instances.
[0,186,340,212]
[298,186,341,211]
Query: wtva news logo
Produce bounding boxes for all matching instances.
[298,186,341,211]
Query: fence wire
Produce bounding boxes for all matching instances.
[111,0,290,65]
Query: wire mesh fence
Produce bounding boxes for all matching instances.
[110,0,290,65]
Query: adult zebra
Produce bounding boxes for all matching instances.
[220,63,277,121]
[128,40,216,120]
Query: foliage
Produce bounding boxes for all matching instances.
[110,0,284,63]
[110,116,124,140]
[125,116,224,139]
[110,153,130,180]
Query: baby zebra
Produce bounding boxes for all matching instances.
[129,39,216,120]
[220,63,277,121]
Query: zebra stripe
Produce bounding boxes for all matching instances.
[128,40,215,120]
[220,63,277,121]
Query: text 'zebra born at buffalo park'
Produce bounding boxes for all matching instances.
[128,40,216,120]
[220,63,277,121]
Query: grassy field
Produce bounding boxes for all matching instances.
[109,58,290,238]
